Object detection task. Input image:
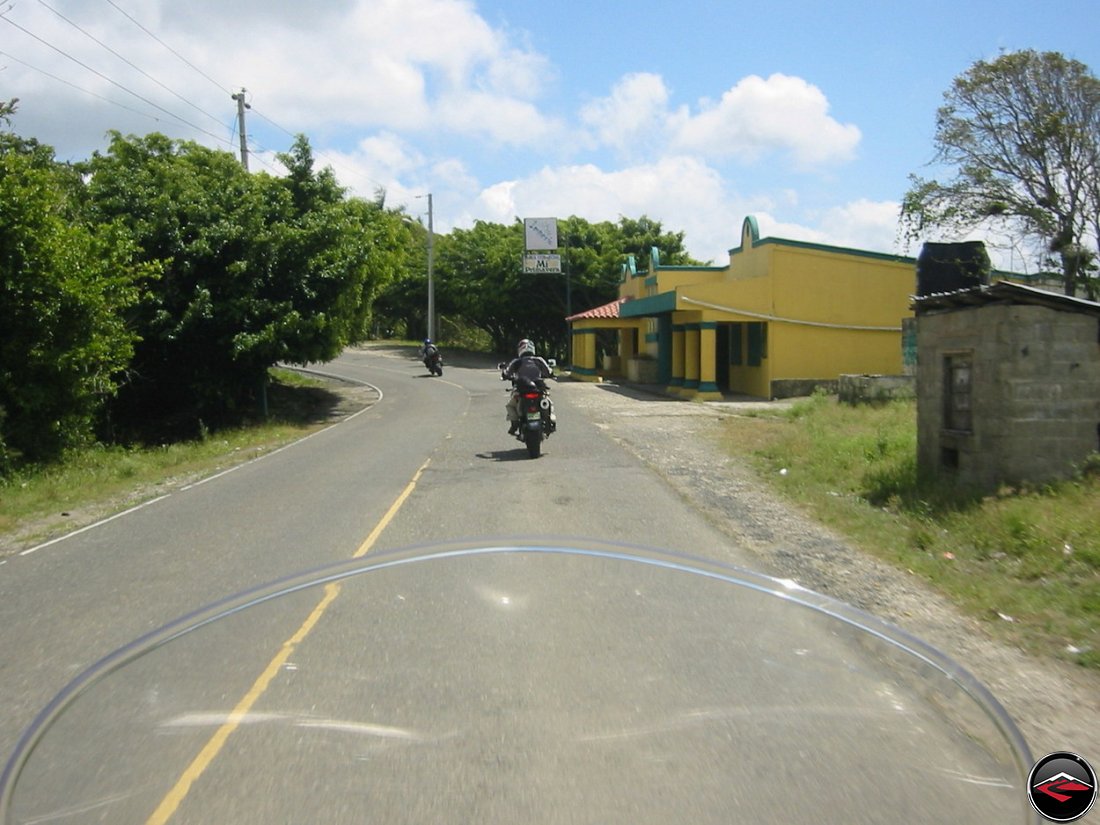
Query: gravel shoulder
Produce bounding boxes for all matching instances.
[555,376,1100,765]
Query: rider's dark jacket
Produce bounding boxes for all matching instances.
[502,355,553,387]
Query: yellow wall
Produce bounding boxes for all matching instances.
[621,273,648,301]
[653,269,724,293]
[772,246,912,330]
[680,234,913,385]
[589,216,917,398]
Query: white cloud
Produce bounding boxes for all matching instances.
[579,72,672,155]
[465,156,738,262]
[257,0,558,141]
[3,0,560,155]
[462,161,907,268]
[354,132,426,178]
[578,71,861,173]
[814,199,904,252]
[671,74,861,168]
[436,92,563,145]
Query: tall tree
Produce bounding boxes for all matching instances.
[83,133,385,435]
[900,50,1100,297]
[0,133,146,466]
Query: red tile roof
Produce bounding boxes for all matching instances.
[566,297,628,322]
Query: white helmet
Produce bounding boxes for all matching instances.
[517,338,535,357]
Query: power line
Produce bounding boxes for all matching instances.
[1,11,234,148]
[0,49,160,123]
[34,0,225,130]
[103,0,229,97]
[96,1,285,176]
[244,104,389,195]
[5,2,391,192]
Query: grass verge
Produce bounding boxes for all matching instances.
[0,369,342,552]
[719,392,1100,670]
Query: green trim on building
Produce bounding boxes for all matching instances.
[741,215,760,244]
[699,381,720,393]
[621,291,677,317]
[657,314,672,384]
[731,235,916,266]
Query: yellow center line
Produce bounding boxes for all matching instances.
[353,458,430,559]
[146,457,432,825]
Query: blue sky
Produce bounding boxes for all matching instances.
[3,0,1098,269]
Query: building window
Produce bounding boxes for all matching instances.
[729,323,743,365]
[944,353,972,432]
[747,323,767,367]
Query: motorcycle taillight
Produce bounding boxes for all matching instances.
[522,392,540,400]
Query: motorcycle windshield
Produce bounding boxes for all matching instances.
[0,543,1037,824]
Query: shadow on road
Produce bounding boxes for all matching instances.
[475,448,545,462]
[590,379,772,406]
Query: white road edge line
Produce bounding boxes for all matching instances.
[20,496,172,556]
[16,369,382,557]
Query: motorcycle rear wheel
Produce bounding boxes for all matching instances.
[524,429,541,458]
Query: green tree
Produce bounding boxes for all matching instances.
[434,220,526,354]
[901,50,1100,297]
[426,215,701,358]
[83,132,387,436]
[370,220,429,340]
[0,134,146,466]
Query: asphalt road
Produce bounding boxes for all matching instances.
[0,350,1033,823]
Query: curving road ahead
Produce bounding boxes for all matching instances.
[0,349,1031,823]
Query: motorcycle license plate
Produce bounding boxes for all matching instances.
[526,410,541,420]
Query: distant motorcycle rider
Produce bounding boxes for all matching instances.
[419,338,440,370]
[502,338,554,435]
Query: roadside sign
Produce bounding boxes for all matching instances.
[523,254,562,274]
[524,218,558,251]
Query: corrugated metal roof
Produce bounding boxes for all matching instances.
[912,280,1100,317]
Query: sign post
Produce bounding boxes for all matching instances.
[522,217,570,365]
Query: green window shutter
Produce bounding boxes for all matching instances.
[747,323,766,366]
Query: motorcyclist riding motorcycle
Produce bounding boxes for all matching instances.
[501,338,554,435]
[419,338,442,374]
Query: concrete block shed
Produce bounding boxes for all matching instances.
[913,281,1100,492]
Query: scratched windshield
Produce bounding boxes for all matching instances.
[1,544,1036,824]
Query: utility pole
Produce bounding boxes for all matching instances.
[231,88,261,414]
[231,88,250,171]
[418,193,435,340]
[428,193,435,341]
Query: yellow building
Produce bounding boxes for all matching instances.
[567,216,917,399]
